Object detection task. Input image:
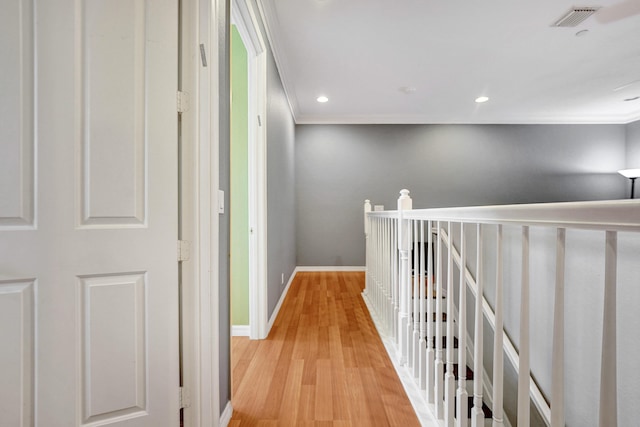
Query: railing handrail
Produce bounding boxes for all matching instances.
[368,199,640,231]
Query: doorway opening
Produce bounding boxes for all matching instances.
[230,0,268,340]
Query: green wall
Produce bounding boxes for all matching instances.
[230,25,249,326]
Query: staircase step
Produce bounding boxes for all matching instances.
[429,335,459,349]
[410,312,448,322]
[443,363,474,381]
[454,396,493,420]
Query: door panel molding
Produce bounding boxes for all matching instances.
[0,0,35,229]
[78,272,147,425]
[79,0,147,228]
[0,279,35,427]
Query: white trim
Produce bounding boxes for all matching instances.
[231,325,250,336]
[231,0,269,341]
[266,270,296,334]
[255,0,299,122]
[179,1,201,426]
[293,112,640,125]
[192,0,222,424]
[219,401,233,427]
[295,266,366,272]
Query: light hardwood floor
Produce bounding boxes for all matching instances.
[230,271,420,426]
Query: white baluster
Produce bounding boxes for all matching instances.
[413,220,421,377]
[364,200,371,297]
[383,218,389,333]
[426,220,435,404]
[518,226,531,427]
[384,219,388,341]
[371,217,377,312]
[471,224,485,427]
[393,219,399,343]
[445,222,456,427]
[371,217,376,311]
[408,220,415,369]
[599,231,617,427]
[435,221,445,418]
[380,218,385,316]
[374,218,380,314]
[390,219,396,336]
[457,223,468,427]
[397,189,413,365]
[492,225,504,427]
[378,218,383,315]
[379,218,384,316]
[419,220,427,390]
[551,228,565,427]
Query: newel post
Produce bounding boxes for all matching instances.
[397,189,412,364]
[363,199,372,296]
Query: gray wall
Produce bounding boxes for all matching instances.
[295,124,628,266]
[627,119,640,167]
[266,53,296,317]
[248,0,297,320]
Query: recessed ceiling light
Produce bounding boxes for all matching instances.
[575,29,589,37]
[475,96,489,103]
[399,86,417,94]
[317,96,329,103]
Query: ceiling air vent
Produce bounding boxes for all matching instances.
[552,7,600,27]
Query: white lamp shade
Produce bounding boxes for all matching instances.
[618,168,640,178]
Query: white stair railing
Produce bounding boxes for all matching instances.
[363,189,640,427]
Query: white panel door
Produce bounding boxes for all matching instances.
[0,0,179,426]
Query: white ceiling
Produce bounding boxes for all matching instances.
[256,0,640,124]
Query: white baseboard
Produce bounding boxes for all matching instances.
[219,401,233,426]
[266,269,297,335]
[231,325,250,337]
[295,266,365,272]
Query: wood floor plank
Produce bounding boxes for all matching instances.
[330,360,351,421]
[278,358,304,423]
[297,384,316,422]
[314,359,333,421]
[344,367,370,424]
[230,271,420,426]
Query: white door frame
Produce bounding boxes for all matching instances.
[180,0,224,425]
[231,0,269,340]
[194,0,223,422]
[182,0,265,424]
